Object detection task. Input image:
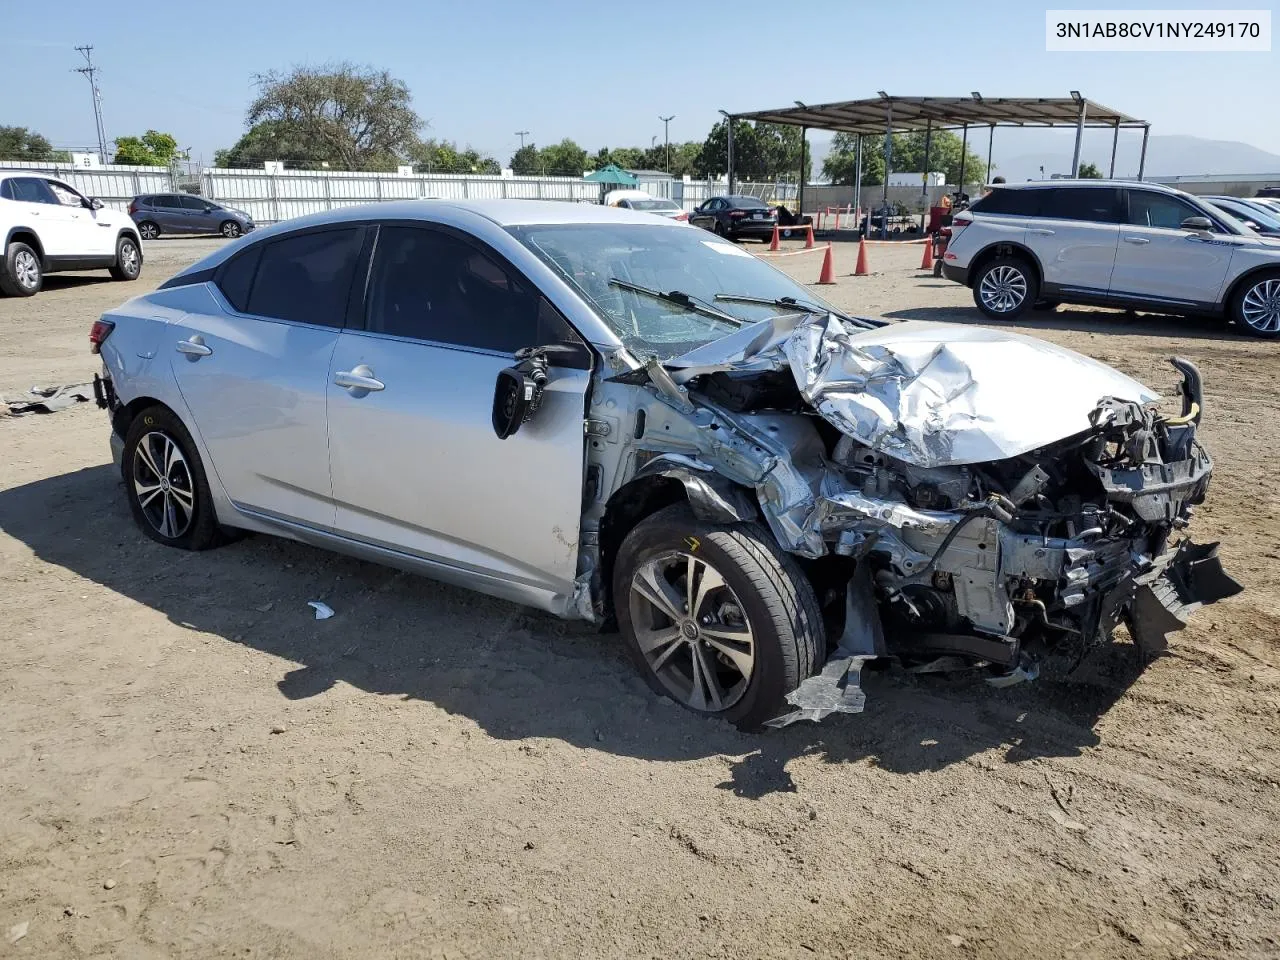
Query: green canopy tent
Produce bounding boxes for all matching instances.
[584,163,639,185]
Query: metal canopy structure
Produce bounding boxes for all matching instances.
[720,94,1152,225]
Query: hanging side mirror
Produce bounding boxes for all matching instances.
[491,344,590,439]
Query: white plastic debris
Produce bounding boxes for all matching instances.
[307,601,335,620]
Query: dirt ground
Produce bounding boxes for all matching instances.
[1,235,1278,960]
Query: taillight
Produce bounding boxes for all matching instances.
[950,214,973,234]
[127,201,137,215]
[728,210,746,219]
[89,319,115,354]
[675,212,689,221]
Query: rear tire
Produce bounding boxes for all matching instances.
[972,256,1037,320]
[109,235,142,281]
[122,406,225,551]
[138,221,160,240]
[1229,269,1280,338]
[0,242,42,297]
[613,503,825,731]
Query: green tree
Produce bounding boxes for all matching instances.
[699,121,810,181]
[0,126,68,161]
[1077,161,1103,179]
[113,130,179,166]
[510,143,541,175]
[822,133,885,186]
[243,62,422,171]
[539,138,588,177]
[889,130,988,186]
[411,139,499,174]
[214,119,315,168]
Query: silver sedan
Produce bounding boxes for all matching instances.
[92,200,1238,730]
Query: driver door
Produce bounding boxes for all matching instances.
[326,222,592,612]
[1110,189,1237,306]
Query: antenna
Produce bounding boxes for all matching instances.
[74,45,109,165]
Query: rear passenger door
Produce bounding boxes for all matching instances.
[326,223,593,609]
[152,195,190,233]
[1021,187,1122,295]
[1110,190,1237,307]
[168,225,368,528]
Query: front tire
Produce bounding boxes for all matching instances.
[109,235,142,281]
[1,242,42,297]
[972,256,1037,319]
[613,503,825,731]
[122,406,224,551]
[1230,269,1280,338]
[220,220,242,239]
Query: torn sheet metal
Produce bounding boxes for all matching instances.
[666,316,1158,468]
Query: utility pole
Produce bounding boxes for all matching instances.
[514,130,530,149]
[659,115,675,173]
[74,45,109,165]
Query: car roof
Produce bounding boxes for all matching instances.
[987,179,1183,195]
[252,199,691,231]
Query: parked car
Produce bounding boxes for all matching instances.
[689,195,777,242]
[1253,196,1280,215]
[603,190,689,221]
[1201,196,1280,238]
[128,194,255,240]
[92,200,1239,729]
[1255,186,1280,199]
[0,172,142,297]
[940,179,1280,337]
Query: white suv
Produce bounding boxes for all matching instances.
[0,172,143,297]
[940,180,1280,338]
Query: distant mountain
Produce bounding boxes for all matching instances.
[806,132,1280,183]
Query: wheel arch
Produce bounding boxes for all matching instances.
[597,463,758,622]
[1223,263,1280,315]
[111,395,179,449]
[966,241,1044,290]
[5,227,46,267]
[116,225,142,250]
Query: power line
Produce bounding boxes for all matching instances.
[73,45,109,164]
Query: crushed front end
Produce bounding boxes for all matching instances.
[604,315,1243,725]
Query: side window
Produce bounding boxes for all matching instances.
[180,195,209,210]
[11,178,58,205]
[365,225,582,355]
[711,198,726,211]
[155,195,182,209]
[47,181,85,206]
[1039,187,1121,223]
[971,189,1041,216]
[245,228,363,327]
[0,180,13,201]
[214,244,263,312]
[1127,191,1205,230]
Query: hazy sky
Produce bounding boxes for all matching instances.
[2,0,1276,165]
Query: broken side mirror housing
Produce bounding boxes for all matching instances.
[492,366,542,439]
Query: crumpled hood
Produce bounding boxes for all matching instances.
[665,315,1158,467]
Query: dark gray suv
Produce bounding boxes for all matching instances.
[128,194,255,240]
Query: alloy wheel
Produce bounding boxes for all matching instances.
[628,551,755,712]
[222,221,241,238]
[979,265,1028,313]
[132,431,196,539]
[139,222,159,240]
[119,240,140,277]
[1241,278,1280,333]
[14,250,39,290]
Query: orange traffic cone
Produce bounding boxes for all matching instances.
[769,225,780,251]
[920,235,934,270]
[804,223,815,249]
[817,244,836,284]
[854,238,870,276]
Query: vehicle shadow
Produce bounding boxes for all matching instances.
[40,275,117,292]
[882,304,1243,341]
[0,464,1146,797]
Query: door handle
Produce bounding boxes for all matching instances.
[1029,228,1055,236]
[175,336,213,359]
[334,364,385,394]
[1123,236,1151,244]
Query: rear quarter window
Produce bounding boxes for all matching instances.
[214,244,263,312]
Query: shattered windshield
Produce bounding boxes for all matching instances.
[507,223,840,359]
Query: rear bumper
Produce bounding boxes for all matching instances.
[731,222,777,237]
[940,261,969,285]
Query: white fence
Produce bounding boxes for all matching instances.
[0,160,176,212]
[202,169,605,223]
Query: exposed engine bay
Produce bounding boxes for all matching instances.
[578,315,1242,725]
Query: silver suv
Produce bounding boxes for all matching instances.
[940,180,1280,337]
